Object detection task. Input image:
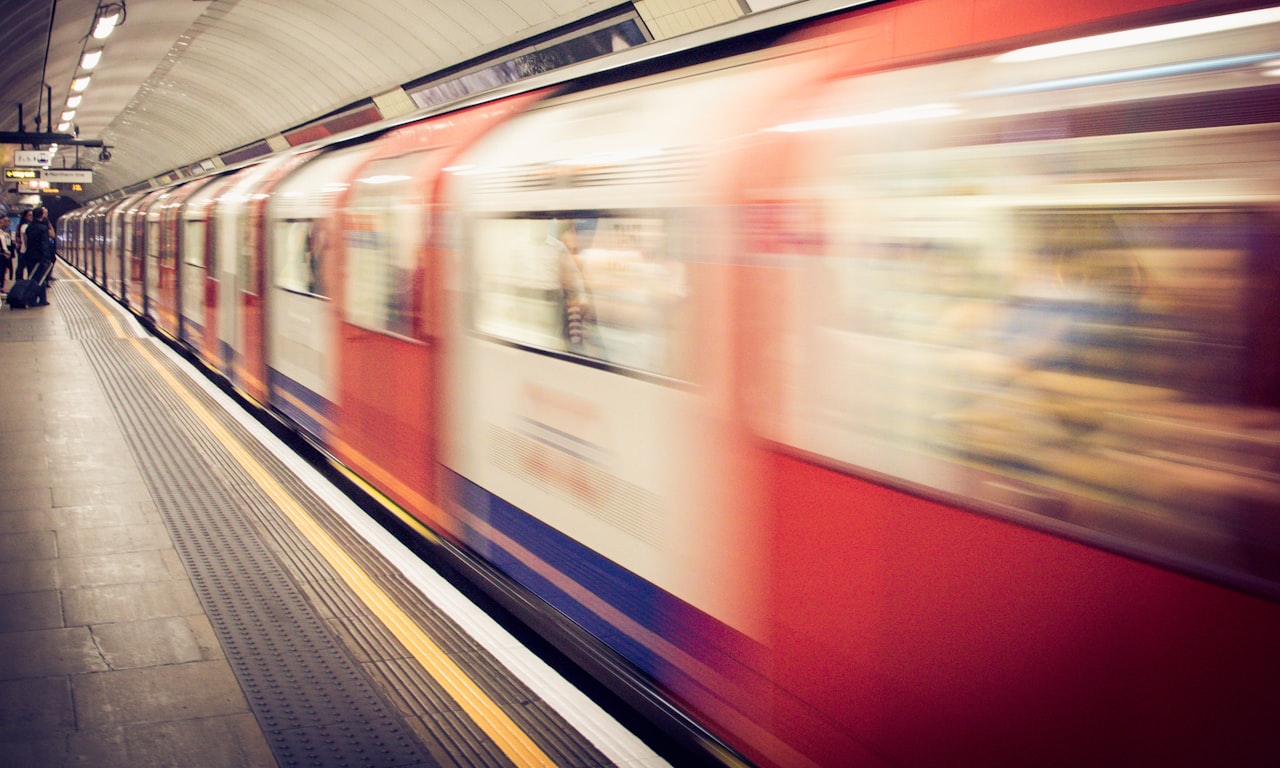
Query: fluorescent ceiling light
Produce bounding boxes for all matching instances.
[57,122,71,132]
[997,6,1280,62]
[66,94,82,108]
[72,76,91,92]
[61,110,76,121]
[81,48,104,70]
[93,11,121,40]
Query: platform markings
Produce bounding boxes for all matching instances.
[127,334,560,768]
[71,274,668,768]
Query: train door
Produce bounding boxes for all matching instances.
[61,212,82,272]
[334,149,442,521]
[104,194,141,300]
[121,199,137,307]
[178,173,235,365]
[151,177,214,340]
[145,183,195,334]
[262,144,371,442]
[87,205,104,284]
[240,153,312,405]
[213,159,283,393]
[72,214,86,273]
[330,94,541,531]
[96,201,118,289]
[137,189,169,323]
[123,191,157,312]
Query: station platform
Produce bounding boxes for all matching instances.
[0,264,669,768]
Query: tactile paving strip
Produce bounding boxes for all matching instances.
[71,336,435,764]
[54,272,127,341]
[60,280,616,768]
[201,397,616,768]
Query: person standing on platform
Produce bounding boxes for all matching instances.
[15,209,32,278]
[0,218,15,292]
[21,207,53,306]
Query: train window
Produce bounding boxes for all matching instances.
[746,15,1280,587]
[273,219,327,297]
[468,213,690,378]
[146,220,161,257]
[160,214,176,270]
[236,216,256,296]
[779,203,1280,583]
[146,219,161,296]
[342,154,435,339]
[183,220,207,268]
[121,213,135,265]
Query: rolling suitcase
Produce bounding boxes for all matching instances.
[7,262,53,309]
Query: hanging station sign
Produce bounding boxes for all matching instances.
[13,150,51,167]
[40,169,93,183]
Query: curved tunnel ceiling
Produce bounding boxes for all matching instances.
[1,0,755,202]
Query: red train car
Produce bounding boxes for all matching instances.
[328,93,546,534]
[726,1,1280,764]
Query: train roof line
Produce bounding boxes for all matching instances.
[85,0,874,203]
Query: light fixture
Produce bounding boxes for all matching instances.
[93,8,122,40]
[996,6,1280,62]
[57,122,71,132]
[57,2,126,147]
[80,48,104,70]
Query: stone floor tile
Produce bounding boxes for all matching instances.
[62,580,203,626]
[0,590,63,633]
[0,626,109,680]
[92,615,225,669]
[73,660,251,729]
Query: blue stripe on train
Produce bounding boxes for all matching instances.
[268,368,330,441]
[181,316,204,346]
[449,470,755,687]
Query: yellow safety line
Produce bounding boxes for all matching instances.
[72,277,558,767]
[73,276,440,534]
[72,276,131,339]
[328,460,444,545]
[132,337,560,767]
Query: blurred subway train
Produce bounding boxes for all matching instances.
[55,0,1280,765]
